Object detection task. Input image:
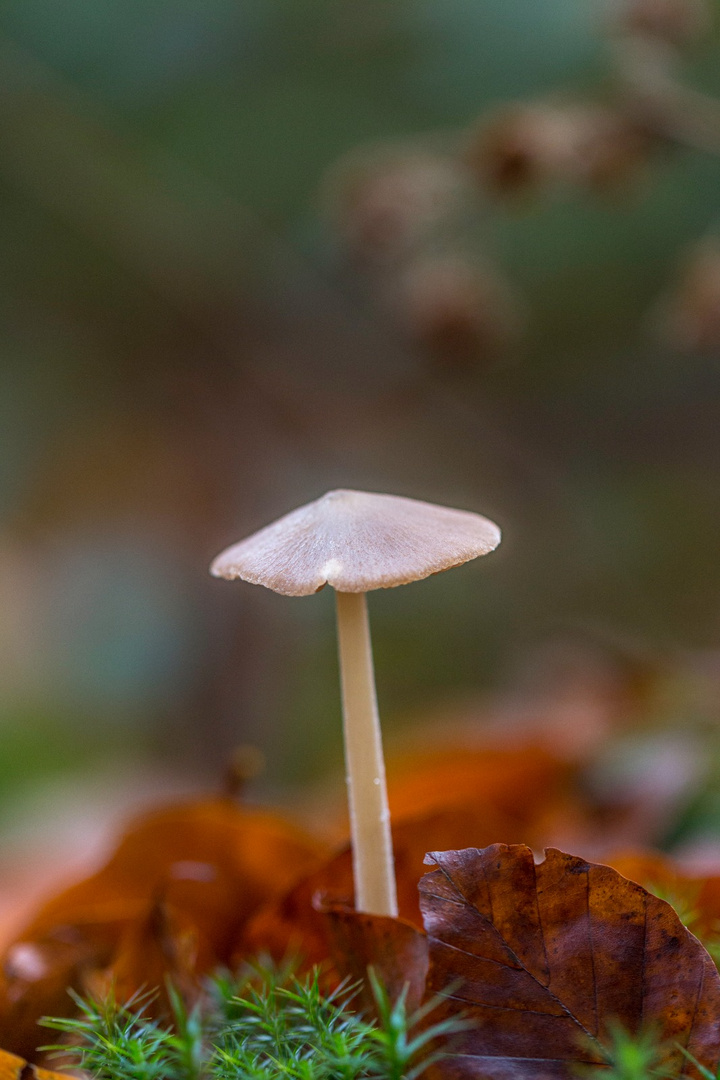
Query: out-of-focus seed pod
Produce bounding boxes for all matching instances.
[324,148,466,264]
[467,102,652,197]
[662,242,720,351]
[615,0,711,47]
[391,255,520,369]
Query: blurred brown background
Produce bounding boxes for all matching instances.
[2,0,720,885]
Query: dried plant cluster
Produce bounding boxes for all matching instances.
[322,0,720,366]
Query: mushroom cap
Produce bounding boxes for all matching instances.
[210,489,501,596]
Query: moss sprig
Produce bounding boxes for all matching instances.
[40,962,464,1080]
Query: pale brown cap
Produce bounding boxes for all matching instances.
[210,489,501,597]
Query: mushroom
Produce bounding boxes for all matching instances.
[210,489,501,917]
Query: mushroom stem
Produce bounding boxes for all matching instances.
[335,590,398,918]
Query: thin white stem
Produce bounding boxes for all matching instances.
[335,590,398,918]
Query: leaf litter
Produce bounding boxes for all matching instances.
[0,742,720,1077]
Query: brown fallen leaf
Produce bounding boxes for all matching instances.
[420,845,720,1079]
[322,905,428,1016]
[0,797,326,1060]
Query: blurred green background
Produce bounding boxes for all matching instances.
[2,0,720,849]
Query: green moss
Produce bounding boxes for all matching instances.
[40,963,464,1080]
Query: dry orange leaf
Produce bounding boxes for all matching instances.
[0,796,326,1059]
[0,1047,65,1080]
[86,895,202,1015]
[22,797,326,938]
[384,740,621,862]
[386,743,578,824]
[308,740,593,850]
[420,845,720,1079]
[0,1050,28,1080]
